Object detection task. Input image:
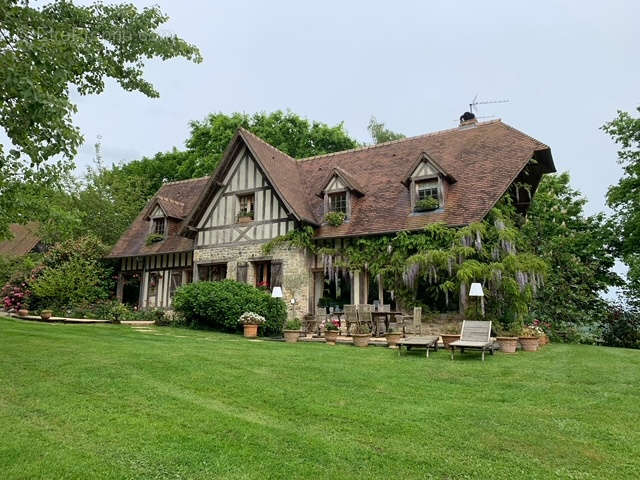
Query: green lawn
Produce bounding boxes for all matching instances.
[1,317,639,479]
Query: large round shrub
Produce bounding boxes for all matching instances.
[172,280,286,336]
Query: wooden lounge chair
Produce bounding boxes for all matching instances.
[449,320,496,361]
[397,335,439,358]
[344,305,358,335]
[401,307,422,335]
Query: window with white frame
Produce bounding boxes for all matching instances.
[414,179,441,212]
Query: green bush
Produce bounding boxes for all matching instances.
[30,257,113,310]
[173,280,286,336]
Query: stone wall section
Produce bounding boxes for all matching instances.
[194,243,311,318]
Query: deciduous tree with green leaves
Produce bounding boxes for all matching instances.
[602,107,640,307]
[0,0,201,238]
[367,116,405,144]
[522,173,621,327]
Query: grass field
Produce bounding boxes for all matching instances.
[1,316,639,479]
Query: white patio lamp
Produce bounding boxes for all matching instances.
[271,286,283,298]
[469,282,484,318]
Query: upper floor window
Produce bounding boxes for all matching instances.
[152,217,165,236]
[238,194,255,216]
[414,179,440,212]
[328,192,347,214]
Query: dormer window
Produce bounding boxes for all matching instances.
[329,192,347,214]
[414,179,440,211]
[152,217,166,236]
[404,152,455,214]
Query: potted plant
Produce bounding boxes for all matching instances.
[40,309,53,321]
[496,325,520,354]
[238,312,265,338]
[440,324,461,348]
[532,319,551,346]
[519,324,543,352]
[237,211,254,224]
[17,307,29,317]
[385,327,403,348]
[145,233,164,246]
[324,211,345,227]
[321,318,340,345]
[283,318,302,343]
[351,322,370,348]
[414,197,440,212]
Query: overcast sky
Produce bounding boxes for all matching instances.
[65,0,638,219]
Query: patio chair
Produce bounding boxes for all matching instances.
[449,320,497,361]
[402,307,422,335]
[357,304,374,335]
[305,313,324,336]
[344,305,358,335]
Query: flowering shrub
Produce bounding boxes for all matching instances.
[320,318,340,331]
[2,283,30,311]
[239,312,266,325]
[522,323,545,337]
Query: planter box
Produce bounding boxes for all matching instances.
[324,330,339,345]
[352,333,370,348]
[385,332,403,348]
[441,334,461,349]
[243,324,258,338]
[519,336,539,352]
[283,330,301,343]
[497,336,518,354]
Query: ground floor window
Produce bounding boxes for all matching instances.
[122,272,141,307]
[169,271,182,299]
[254,261,271,289]
[198,263,227,282]
[317,271,351,312]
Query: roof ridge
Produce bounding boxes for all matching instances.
[163,176,210,186]
[297,119,503,162]
[239,127,297,161]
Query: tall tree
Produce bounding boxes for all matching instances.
[522,173,621,326]
[367,116,405,144]
[0,0,201,238]
[602,107,640,307]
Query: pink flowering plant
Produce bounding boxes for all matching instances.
[320,318,340,331]
[2,283,30,311]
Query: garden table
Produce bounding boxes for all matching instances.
[396,336,439,358]
[371,311,402,336]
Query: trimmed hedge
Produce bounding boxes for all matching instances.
[172,280,286,336]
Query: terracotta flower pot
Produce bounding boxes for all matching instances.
[283,330,301,343]
[40,311,52,320]
[243,324,258,338]
[519,336,539,352]
[539,334,549,346]
[497,336,518,354]
[17,309,29,317]
[352,333,370,348]
[385,332,403,348]
[237,215,253,224]
[324,330,339,345]
[441,334,461,349]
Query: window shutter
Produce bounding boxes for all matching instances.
[236,262,248,283]
[270,261,283,288]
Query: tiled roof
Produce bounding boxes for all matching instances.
[106,177,209,258]
[296,120,553,238]
[108,119,554,258]
[0,222,41,256]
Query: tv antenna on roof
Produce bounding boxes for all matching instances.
[469,94,510,114]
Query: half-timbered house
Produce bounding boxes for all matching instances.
[107,116,555,316]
